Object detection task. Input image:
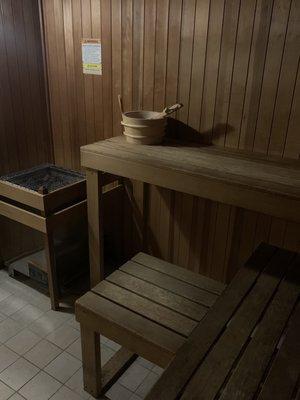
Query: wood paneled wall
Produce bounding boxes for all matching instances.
[0,0,52,261]
[42,0,300,282]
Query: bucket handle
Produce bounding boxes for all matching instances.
[150,103,183,119]
[118,94,124,115]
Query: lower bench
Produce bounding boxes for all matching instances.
[146,243,300,400]
[75,252,225,398]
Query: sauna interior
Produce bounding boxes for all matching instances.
[0,0,299,399]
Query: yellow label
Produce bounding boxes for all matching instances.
[83,63,100,69]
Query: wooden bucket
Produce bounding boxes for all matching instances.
[118,95,182,145]
[121,110,167,145]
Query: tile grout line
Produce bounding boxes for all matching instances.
[1,274,163,400]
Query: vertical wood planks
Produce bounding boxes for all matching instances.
[100,0,112,139]
[252,0,292,154]
[188,0,210,132]
[111,0,122,137]
[238,0,274,152]
[270,0,300,157]
[200,0,225,142]
[284,64,300,159]
[0,0,52,262]
[41,0,300,283]
[212,0,240,147]
[225,0,257,149]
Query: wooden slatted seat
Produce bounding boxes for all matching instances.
[75,252,226,398]
[146,243,300,400]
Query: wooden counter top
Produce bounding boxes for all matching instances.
[81,136,300,223]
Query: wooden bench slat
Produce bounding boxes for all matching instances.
[121,261,218,307]
[92,280,197,337]
[257,302,300,400]
[145,243,277,400]
[106,270,207,322]
[76,291,185,367]
[132,252,226,295]
[180,248,294,400]
[220,254,300,400]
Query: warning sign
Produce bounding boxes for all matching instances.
[82,39,102,75]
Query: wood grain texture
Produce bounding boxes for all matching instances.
[106,269,208,322]
[76,290,185,367]
[41,0,300,282]
[76,249,224,390]
[80,326,102,397]
[181,248,294,400]
[0,0,52,262]
[92,280,198,337]
[146,243,277,400]
[146,244,300,400]
[81,137,300,222]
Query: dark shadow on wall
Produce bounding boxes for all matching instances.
[165,118,234,145]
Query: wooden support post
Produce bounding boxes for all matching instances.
[142,182,149,252]
[86,169,104,287]
[81,326,102,398]
[44,231,60,310]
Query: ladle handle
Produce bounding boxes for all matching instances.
[164,103,183,116]
[118,94,124,115]
[151,103,183,119]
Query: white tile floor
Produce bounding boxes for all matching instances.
[0,269,164,399]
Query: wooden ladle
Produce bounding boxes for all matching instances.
[150,103,183,119]
[118,94,124,115]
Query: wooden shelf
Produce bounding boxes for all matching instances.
[81,136,300,223]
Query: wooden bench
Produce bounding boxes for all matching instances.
[146,243,300,400]
[75,252,226,398]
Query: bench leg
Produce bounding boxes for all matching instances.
[81,325,102,397]
[44,232,60,311]
[86,169,104,287]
